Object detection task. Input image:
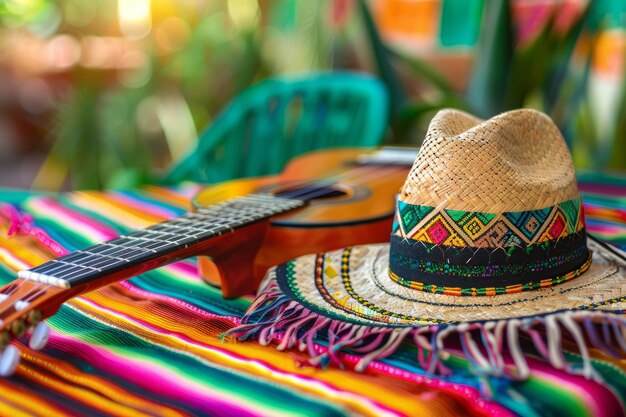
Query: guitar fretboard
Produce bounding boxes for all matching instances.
[19,194,303,288]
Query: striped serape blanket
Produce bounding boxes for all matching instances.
[0,172,625,417]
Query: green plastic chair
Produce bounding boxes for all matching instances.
[164,72,388,184]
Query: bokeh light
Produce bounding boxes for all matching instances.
[64,0,97,28]
[227,0,259,30]
[117,50,151,88]
[118,0,152,39]
[18,77,54,114]
[0,0,625,191]
[47,34,81,69]
[154,17,191,53]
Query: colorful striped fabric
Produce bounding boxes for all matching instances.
[0,174,625,417]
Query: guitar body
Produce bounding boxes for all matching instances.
[192,148,409,297]
[0,147,415,367]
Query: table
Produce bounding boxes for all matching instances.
[0,173,625,417]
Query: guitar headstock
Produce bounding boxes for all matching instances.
[0,278,66,376]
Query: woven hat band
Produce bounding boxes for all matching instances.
[393,198,585,248]
[388,232,591,296]
[388,197,591,296]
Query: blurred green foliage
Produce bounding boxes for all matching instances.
[362,0,626,171]
[2,0,626,190]
[5,0,346,189]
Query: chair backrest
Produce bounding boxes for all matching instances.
[165,72,388,184]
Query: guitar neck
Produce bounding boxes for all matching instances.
[18,194,303,289]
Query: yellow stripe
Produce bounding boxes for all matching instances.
[0,379,67,416]
[18,350,186,417]
[143,185,195,207]
[0,224,54,270]
[68,192,163,229]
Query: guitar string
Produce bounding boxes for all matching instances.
[199,157,408,204]
[278,166,407,203]
[12,162,403,286]
[0,161,411,319]
[0,283,45,317]
[0,282,20,298]
[274,164,379,197]
[203,163,406,204]
[197,164,371,203]
[277,165,406,200]
[265,163,407,198]
[271,156,397,192]
[0,203,269,316]
[48,162,404,279]
[291,150,417,189]
[22,283,47,303]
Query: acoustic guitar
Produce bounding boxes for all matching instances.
[0,147,415,375]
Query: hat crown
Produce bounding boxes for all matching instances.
[389,109,590,296]
[400,109,579,212]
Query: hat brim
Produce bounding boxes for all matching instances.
[274,239,626,326]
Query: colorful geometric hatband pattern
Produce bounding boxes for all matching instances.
[393,197,585,248]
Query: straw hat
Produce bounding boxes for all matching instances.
[231,109,626,379]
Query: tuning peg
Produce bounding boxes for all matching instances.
[0,345,20,377]
[29,322,50,351]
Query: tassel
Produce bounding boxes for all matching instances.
[227,278,626,381]
[0,203,68,257]
[545,315,566,370]
[506,319,530,379]
[558,312,599,381]
[611,319,626,353]
[522,318,549,358]
[354,328,412,372]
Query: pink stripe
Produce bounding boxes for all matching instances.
[108,192,181,219]
[118,281,240,325]
[45,317,398,417]
[43,332,260,416]
[73,293,402,416]
[580,184,626,197]
[519,356,622,417]
[29,198,117,240]
[588,224,626,234]
[301,340,513,417]
[166,260,201,278]
[175,183,204,199]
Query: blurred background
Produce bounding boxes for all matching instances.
[0,0,624,190]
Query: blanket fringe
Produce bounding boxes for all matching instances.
[0,203,68,257]
[228,279,626,380]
